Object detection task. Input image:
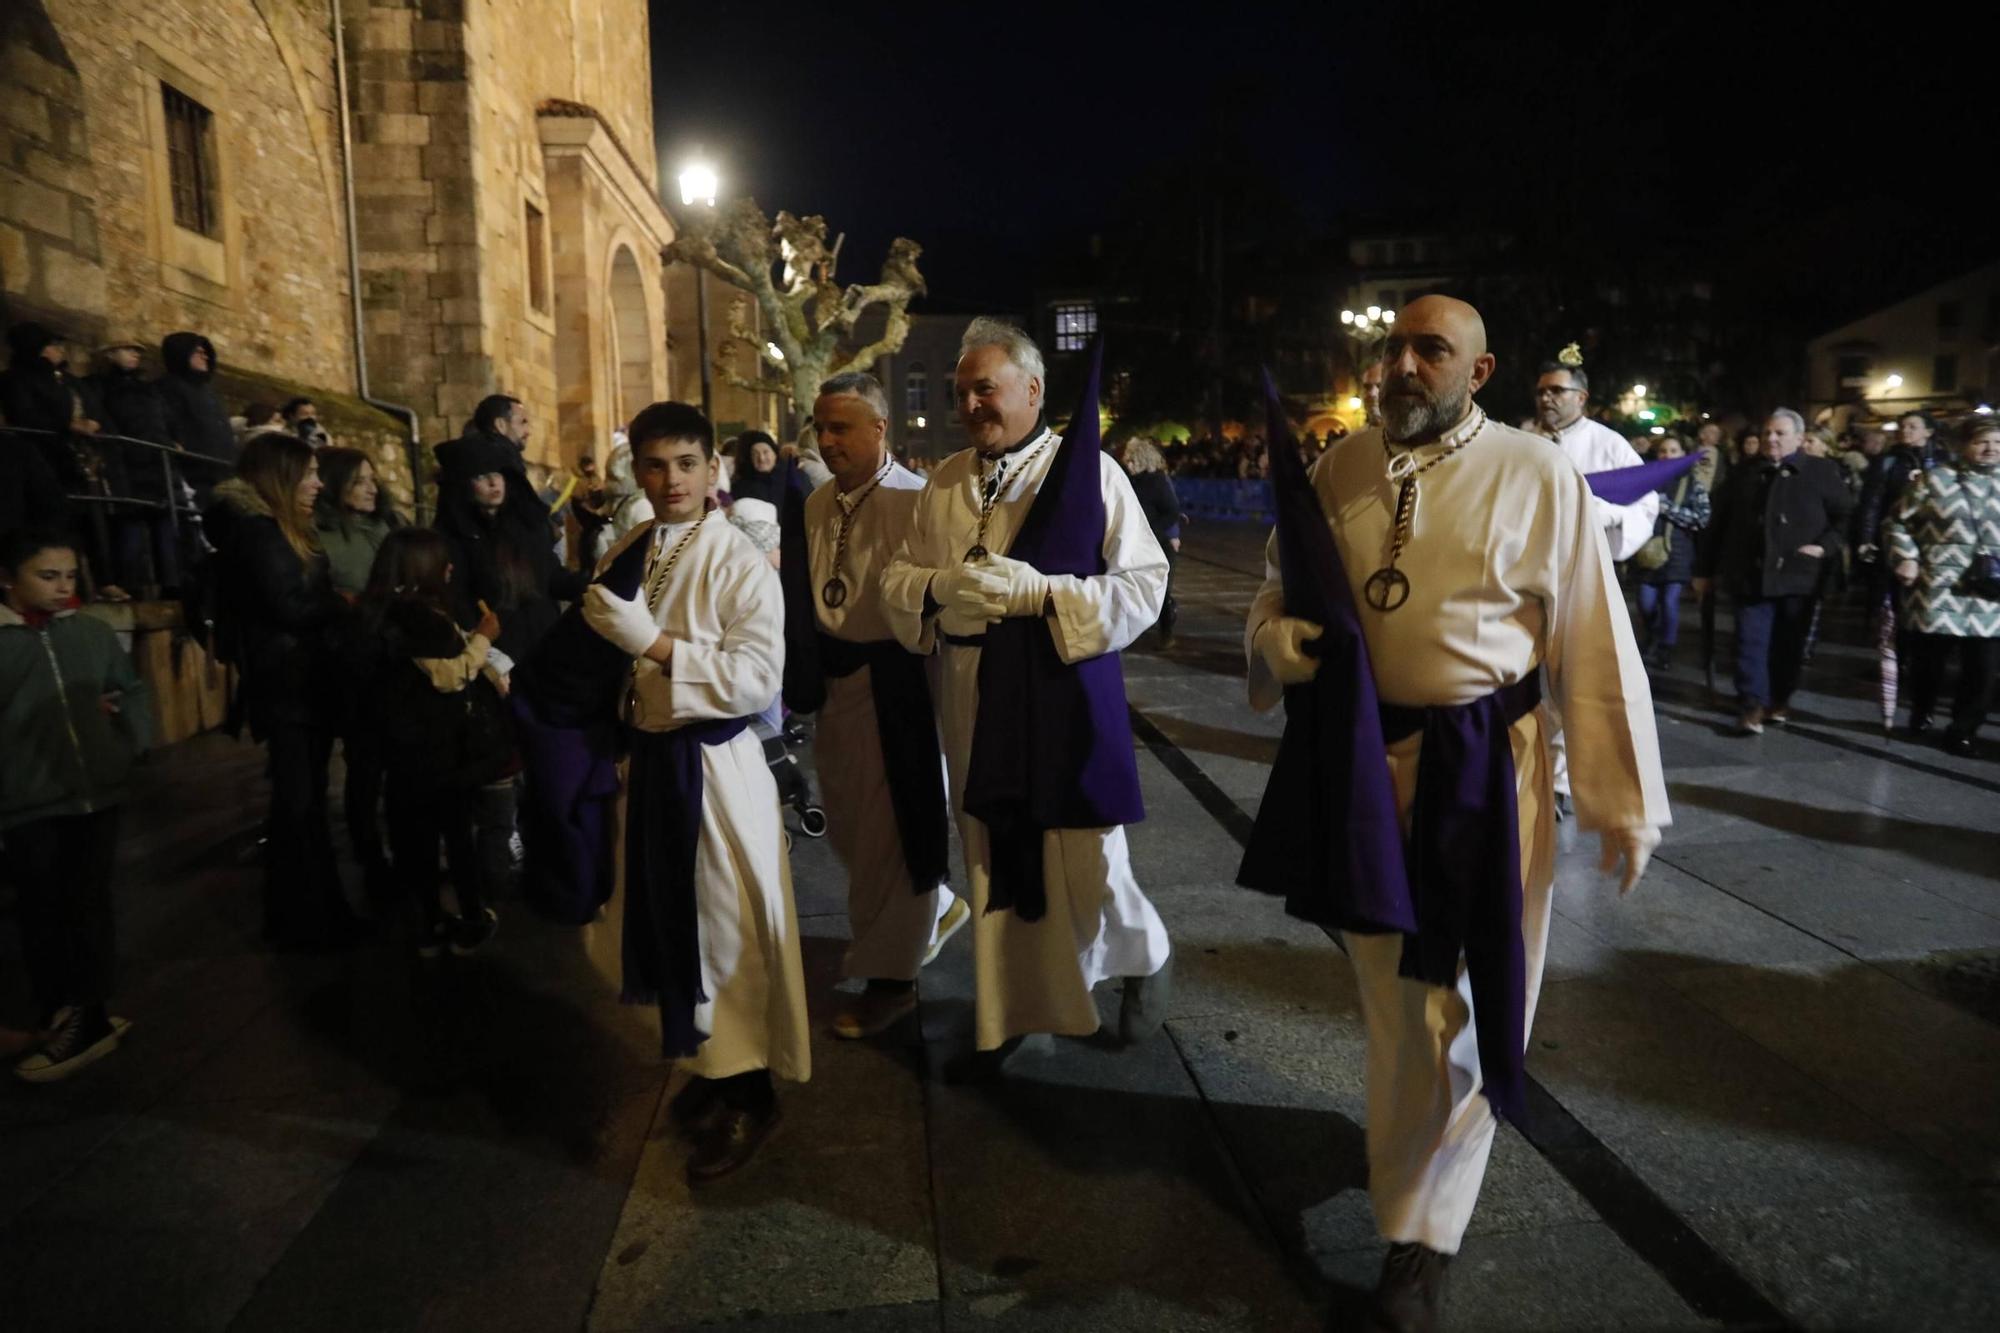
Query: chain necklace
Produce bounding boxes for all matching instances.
[642,508,710,614]
[1365,407,1487,612]
[821,457,894,609]
[965,433,1052,562]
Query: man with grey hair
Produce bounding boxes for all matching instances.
[1694,406,1852,734]
[880,317,1174,1072]
[790,372,965,1039]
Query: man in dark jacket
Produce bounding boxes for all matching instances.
[86,339,182,593]
[157,331,236,503]
[2,322,96,492]
[1694,407,1854,735]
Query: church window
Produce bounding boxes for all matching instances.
[906,363,928,424]
[524,201,550,314]
[162,85,219,238]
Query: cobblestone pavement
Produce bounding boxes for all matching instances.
[3,525,1997,1331]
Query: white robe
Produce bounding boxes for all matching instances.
[1548,416,1659,563]
[603,515,811,1083]
[805,461,956,981]
[881,432,1174,1048]
[1245,420,1668,1252]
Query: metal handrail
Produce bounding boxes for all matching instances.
[4,424,235,594]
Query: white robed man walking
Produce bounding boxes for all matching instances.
[881,318,1173,1069]
[1246,297,1668,1331]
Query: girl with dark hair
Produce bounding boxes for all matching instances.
[206,430,359,948]
[356,528,514,954]
[0,529,151,1080]
[315,446,404,899]
[314,447,403,596]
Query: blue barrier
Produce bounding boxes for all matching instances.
[1172,477,1275,524]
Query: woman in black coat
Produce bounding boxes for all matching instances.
[205,431,358,948]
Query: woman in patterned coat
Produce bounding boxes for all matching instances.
[1884,421,2000,755]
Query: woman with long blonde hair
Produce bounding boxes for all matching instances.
[205,430,360,948]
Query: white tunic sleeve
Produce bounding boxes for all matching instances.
[880,484,943,656]
[1543,468,1671,832]
[1244,527,1288,713]
[641,554,785,723]
[1045,454,1170,663]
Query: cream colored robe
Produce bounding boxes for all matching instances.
[804,461,956,981]
[1245,419,1668,1252]
[881,432,1174,1049]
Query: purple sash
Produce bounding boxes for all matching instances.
[622,716,749,1058]
[1587,452,1700,506]
[962,341,1145,920]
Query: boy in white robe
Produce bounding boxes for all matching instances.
[584,401,810,1184]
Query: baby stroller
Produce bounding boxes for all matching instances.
[755,709,826,841]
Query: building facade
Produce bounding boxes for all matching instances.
[1806,260,2000,418]
[1,0,716,499]
[872,310,990,460]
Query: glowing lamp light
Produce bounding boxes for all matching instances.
[1885,373,1904,389]
[1366,305,1381,320]
[765,341,785,362]
[678,160,718,208]
[1347,396,1363,410]
[1650,426,1666,435]
[1632,383,1648,398]
[1382,310,1396,324]
[1340,310,1355,325]
[914,415,927,428]
[1977,404,1994,415]
[1638,409,1656,421]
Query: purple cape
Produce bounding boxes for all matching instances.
[962,340,1145,920]
[1236,370,1414,935]
[1586,452,1700,505]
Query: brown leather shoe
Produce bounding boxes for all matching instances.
[1365,1242,1450,1333]
[686,1100,781,1184]
[830,986,918,1040]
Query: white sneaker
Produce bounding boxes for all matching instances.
[16,1009,129,1084]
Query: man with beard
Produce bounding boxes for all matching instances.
[1245,296,1667,1332]
[881,318,1173,1073]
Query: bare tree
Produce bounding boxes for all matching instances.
[664,200,926,419]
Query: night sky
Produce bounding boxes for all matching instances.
[651,1,1991,324]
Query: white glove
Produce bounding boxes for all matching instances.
[981,553,1052,618]
[583,584,661,658]
[1255,616,1324,686]
[932,563,1009,634]
[1598,826,1661,896]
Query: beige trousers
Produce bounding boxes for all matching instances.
[1341,706,1556,1254]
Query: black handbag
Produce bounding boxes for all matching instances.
[1958,550,2000,601]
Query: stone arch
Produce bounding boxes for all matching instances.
[607,243,652,429]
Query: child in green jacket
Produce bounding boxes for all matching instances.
[0,528,152,1081]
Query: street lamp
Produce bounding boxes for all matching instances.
[1632,383,1648,399]
[677,157,719,418]
[1340,309,1355,325]
[1366,305,1381,320]
[1885,372,1904,390]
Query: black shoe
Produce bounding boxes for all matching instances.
[668,1076,725,1136]
[1906,714,1934,739]
[1943,732,1976,757]
[941,1033,1052,1083]
[416,915,455,960]
[1366,1241,1450,1333]
[15,1006,125,1084]
[449,907,498,956]
[686,1100,780,1184]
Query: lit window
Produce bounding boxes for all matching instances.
[905,363,927,425]
[162,85,219,237]
[1053,302,1097,353]
[524,201,549,314]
